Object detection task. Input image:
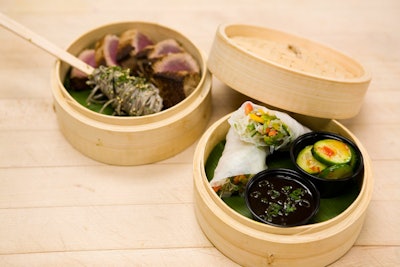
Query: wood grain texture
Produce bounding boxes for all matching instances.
[0,0,399,266]
[0,13,94,75]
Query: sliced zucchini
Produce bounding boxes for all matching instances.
[318,164,353,180]
[296,145,327,174]
[312,139,352,165]
[348,145,358,170]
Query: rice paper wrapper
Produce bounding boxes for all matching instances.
[209,101,311,197]
[210,127,269,191]
[229,101,311,152]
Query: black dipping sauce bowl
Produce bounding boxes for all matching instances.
[245,168,320,227]
[290,131,364,198]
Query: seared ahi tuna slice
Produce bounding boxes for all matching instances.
[70,49,96,79]
[151,52,201,108]
[152,70,200,104]
[152,72,201,109]
[147,39,184,59]
[152,52,200,74]
[95,34,119,66]
[117,29,154,60]
[69,49,96,91]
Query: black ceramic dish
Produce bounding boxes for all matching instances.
[290,131,364,198]
[245,168,320,227]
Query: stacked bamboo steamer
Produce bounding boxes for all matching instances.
[51,22,212,165]
[193,24,372,266]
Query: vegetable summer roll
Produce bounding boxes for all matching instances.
[211,127,269,197]
[209,101,310,197]
[229,101,310,152]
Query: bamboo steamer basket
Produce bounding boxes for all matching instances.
[207,24,371,119]
[51,22,212,165]
[193,24,373,266]
[193,114,373,267]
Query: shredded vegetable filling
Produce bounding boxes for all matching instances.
[245,108,290,148]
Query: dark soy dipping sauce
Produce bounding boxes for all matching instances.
[247,174,316,226]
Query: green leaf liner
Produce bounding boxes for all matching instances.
[64,76,114,115]
[205,140,226,179]
[205,140,360,223]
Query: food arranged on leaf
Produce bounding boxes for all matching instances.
[205,101,362,223]
[209,101,310,197]
[65,29,201,116]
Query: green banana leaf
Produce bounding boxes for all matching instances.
[205,140,360,224]
[64,77,114,115]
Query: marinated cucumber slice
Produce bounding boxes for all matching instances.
[296,145,327,174]
[312,139,352,165]
[348,145,358,169]
[318,164,353,180]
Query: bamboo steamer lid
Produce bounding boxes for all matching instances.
[52,22,212,165]
[207,24,371,119]
[193,114,373,266]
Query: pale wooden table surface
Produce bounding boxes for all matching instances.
[1,1,399,266]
